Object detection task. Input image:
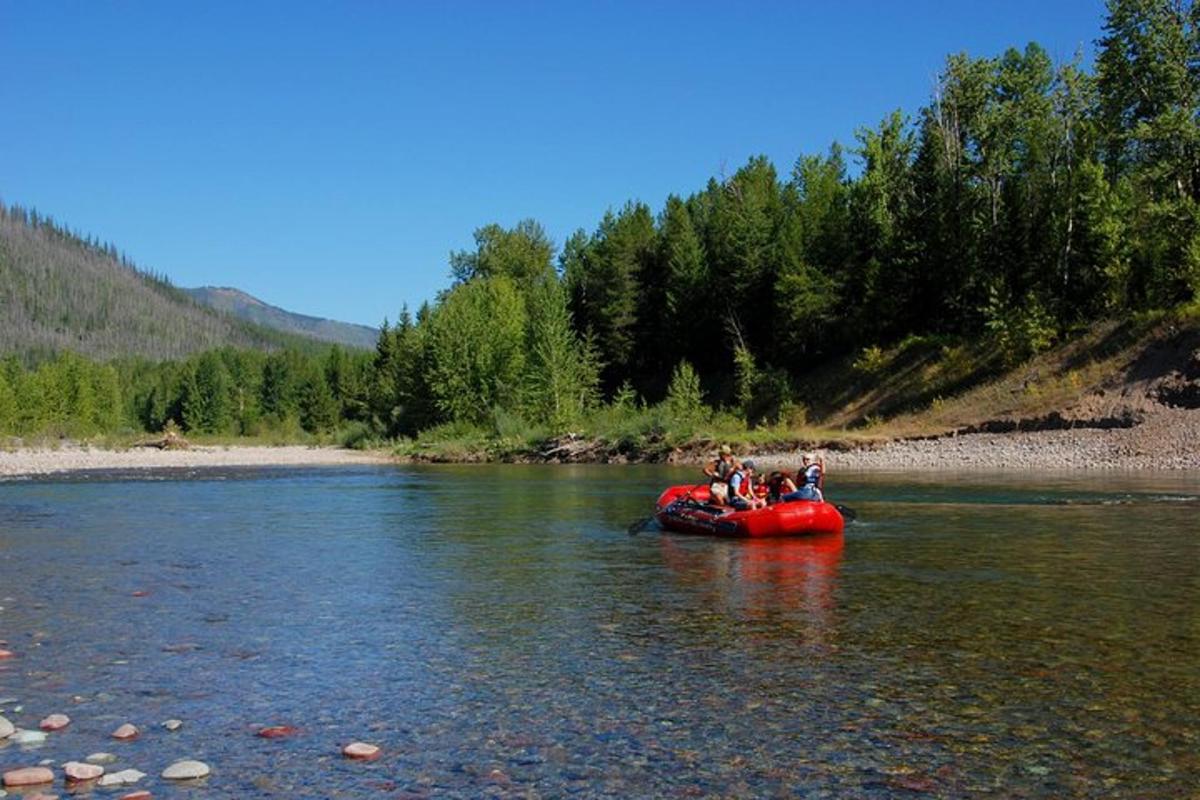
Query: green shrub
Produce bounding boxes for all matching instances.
[853,345,887,375]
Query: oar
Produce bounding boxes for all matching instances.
[628,483,706,536]
[834,503,858,523]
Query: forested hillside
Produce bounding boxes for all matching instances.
[184,286,378,349]
[365,0,1200,439]
[0,203,311,362]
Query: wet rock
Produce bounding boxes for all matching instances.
[111,723,139,740]
[85,753,117,765]
[38,715,69,732]
[257,725,300,739]
[2,766,55,786]
[342,742,380,760]
[62,762,104,782]
[11,730,48,745]
[161,760,209,780]
[0,651,13,660]
[119,792,151,800]
[0,716,13,739]
[26,794,58,800]
[161,719,183,732]
[99,769,146,787]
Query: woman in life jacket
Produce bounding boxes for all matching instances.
[783,452,825,502]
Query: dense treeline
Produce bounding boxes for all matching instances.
[0,347,373,439]
[2,0,1197,446]
[367,0,1200,436]
[0,203,321,363]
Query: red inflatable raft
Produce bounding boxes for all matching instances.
[655,484,845,538]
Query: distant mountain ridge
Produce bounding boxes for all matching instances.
[183,286,378,350]
[0,203,320,362]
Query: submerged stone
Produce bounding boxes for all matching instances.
[161,760,209,780]
[162,719,183,732]
[342,742,380,760]
[0,716,13,739]
[2,766,54,786]
[111,723,139,740]
[257,725,300,739]
[63,762,104,782]
[38,715,69,732]
[99,769,146,787]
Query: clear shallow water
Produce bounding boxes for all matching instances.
[0,465,1197,798]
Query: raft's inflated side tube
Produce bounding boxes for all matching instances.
[655,484,844,538]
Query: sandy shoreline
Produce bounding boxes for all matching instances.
[0,443,392,479]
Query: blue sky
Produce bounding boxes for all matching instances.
[2,1,1106,327]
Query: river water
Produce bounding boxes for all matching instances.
[0,465,1197,798]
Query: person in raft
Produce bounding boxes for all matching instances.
[728,460,767,510]
[783,452,825,502]
[765,470,798,504]
[703,444,737,506]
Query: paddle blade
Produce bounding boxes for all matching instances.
[627,515,656,535]
[835,504,858,523]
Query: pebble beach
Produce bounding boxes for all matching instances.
[820,408,1200,472]
[0,444,391,480]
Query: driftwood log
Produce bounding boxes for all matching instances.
[135,429,191,450]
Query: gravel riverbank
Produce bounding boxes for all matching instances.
[0,444,390,479]
[3,408,1198,479]
[756,408,1200,472]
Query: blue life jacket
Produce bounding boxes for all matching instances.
[802,464,822,487]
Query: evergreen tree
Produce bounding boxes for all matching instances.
[563,203,656,393]
[0,366,15,435]
[181,351,234,433]
[299,364,338,434]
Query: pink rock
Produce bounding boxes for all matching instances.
[0,649,14,659]
[120,792,152,800]
[27,794,60,800]
[257,725,300,739]
[112,723,140,740]
[3,766,56,786]
[39,713,70,731]
[63,761,105,782]
[131,590,150,598]
[342,741,380,760]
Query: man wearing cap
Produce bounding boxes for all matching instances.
[728,459,766,510]
[702,445,736,506]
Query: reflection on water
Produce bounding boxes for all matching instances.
[659,535,843,647]
[0,465,1197,798]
